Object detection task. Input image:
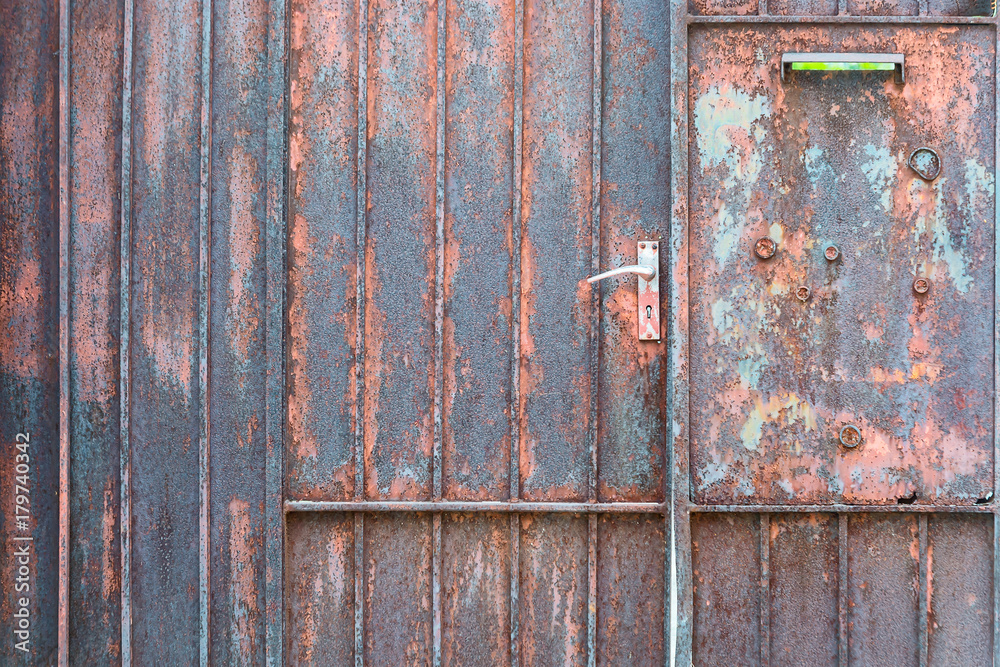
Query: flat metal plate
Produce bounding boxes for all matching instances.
[688,25,996,505]
[638,240,660,341]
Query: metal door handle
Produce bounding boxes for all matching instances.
[586,265,656,283]
[584,240,660,341]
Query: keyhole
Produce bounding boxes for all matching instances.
[645,305,652,320]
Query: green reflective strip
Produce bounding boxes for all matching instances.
[791,62,896,72]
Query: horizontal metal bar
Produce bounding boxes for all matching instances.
[690,503,996,513]
[688,15,996,24]
[285,500,666,514]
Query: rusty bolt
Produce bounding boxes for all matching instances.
[639,242,646,249]
[796,286,811,302]
[754,236,776,260]
[824,245,839,261]
[913,278,930,295]
[839,425,862,449]
[651,242,657,250]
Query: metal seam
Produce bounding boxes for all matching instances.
[919,514,929,667]
[993,17,1000,667]
[587,514,598,667]
[838,513,849,667]
[119,0,136,660]
[510,514,520,667]
[264,0,289,660]
[354,0,370,661]
[285,500,664,513]
[759,514,769,667]
[58,0,71,662]
[432,0,446,662]
[198,0,214,661]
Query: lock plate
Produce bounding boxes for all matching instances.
[637,241,659,341]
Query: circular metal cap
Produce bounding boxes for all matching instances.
[913,278,930,295]
[839,425,862,449]
[824,245,840,261]
[796,286,811,302]
[754,236,776,260]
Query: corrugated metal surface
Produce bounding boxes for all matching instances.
[1,0,998,665]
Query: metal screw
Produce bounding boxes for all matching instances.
[913,278,930,295]
[796,286,811,302]
[639,242,646,249]
[839,425,862,448]
[651,243,657,250]
[754,236,776,260]
[824,245,840,261]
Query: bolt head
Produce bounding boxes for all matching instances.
[639,242,646,249]
[796,286,811,302]
[754,236,776,260]
[913,278,930,294]
[651,243,657,250]
[824,245,840,261]
[839,425,862,448]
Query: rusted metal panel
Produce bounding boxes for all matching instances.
[285,513,355,664]
[363,0,438,502]
[440,514,511,666]
[518,514,588,667]
[519,0,594,503]
[766,0,838,14]
[441,0,516,503]
[597,0,670,503]
[595,515,666,666]
[67,0,125,662]
[927,514,994,664]
[847,0,919,15]
[128,0,203,659]
[689,24,996,505]
[769,513,839,665]
[286,0,360,502]
[691,513,761,664]
[0,2,60,663]
[210,0,270,661]
[364,514,434,665]
[847,514,920,666]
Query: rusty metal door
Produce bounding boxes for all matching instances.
[282,0,670,664]
[674,2,1000,665]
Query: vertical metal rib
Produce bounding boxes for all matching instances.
[354,0,370,661]
[263,0,288,660]
[994,512,999,667]
[198,0,214,662]
[759,0,768,14]
[838,0,849,15]
[838,513,849,667]
[57,0,71,663]
[759,514,769,667]
[510,514,520,667]
[919,514,929,667]
[509,0,524,660]
[119,0,136,661]
[432,0,446,661]
[587,514,598,667]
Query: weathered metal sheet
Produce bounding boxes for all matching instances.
[691,513,761,664]
[364,514,434,665]
[769,513,839,664]
[597,0,670,503]
[0,2,60,663]
[518,514,588,666]
[519,0,595,503]
[927,514,994,663]
[209,0,269,661]
[689,25,996,505]
[441,0,516,502]
[595,515,666,666]
[286,0,360,502]
[67,0,125,662]
[285,513,355,664]
[440,514,511,665]
[847,513,920,665]
[364,0,438,501]
[129,0,202,659]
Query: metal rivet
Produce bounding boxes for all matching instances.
[754,236,776,260]
[651,243,657,249]
[839,424,862,448]
[824,245,840,261]
[913,278,930,295]
[639,242,646,249]
[796,286,811,302]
